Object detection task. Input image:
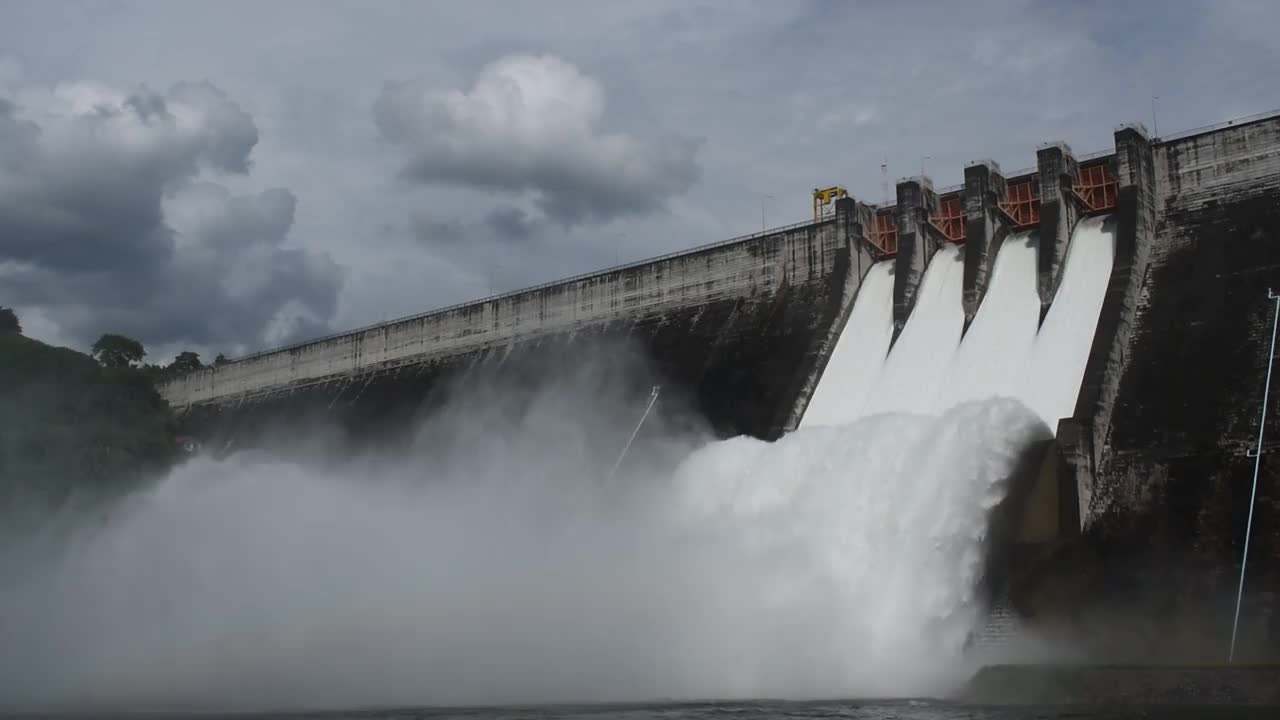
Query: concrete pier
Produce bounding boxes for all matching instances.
[1036,142,1080,319]
[892,176,940,337]
[961,160,1009,329]
[1075,125,1156,481]
[785,195,878,430]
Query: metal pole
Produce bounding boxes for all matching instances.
[606,385,660,482]
[1152,96,1159,139]
[1230,288,1279,662]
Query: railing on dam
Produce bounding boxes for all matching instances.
[228,216,829,363]
[1154,107,1280,144]
[223,110,1280,366]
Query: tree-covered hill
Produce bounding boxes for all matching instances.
[0,329,178,508]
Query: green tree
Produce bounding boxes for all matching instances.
[91,333,145,368]
[0,307,20,334]
[168,350,203,374]
[214,353,230,366]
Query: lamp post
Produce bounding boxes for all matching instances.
[761,194,775,232]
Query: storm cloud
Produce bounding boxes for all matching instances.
[374,54,701,226]
[3,1,1278,348]
[0,75,342,356]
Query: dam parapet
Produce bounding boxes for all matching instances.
[163,210,876,443]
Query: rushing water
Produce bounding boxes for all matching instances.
[0,221,1119,713]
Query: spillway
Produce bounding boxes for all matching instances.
[677,216,1116,691]
[1018,215,1117,428]
[800,261,896,428]
[862,245,968,416]
[803,217,1114,428]
[939,233,1040,409]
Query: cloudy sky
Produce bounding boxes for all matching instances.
[1,0,1276,363]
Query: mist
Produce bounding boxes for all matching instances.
[0,346,1054,712]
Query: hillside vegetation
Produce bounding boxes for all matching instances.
[0,331,178,509]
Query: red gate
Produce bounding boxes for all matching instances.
[929,195,966,243]
[999,178,1040,228]
[867,211,898,258]
[1073,163,1118,213]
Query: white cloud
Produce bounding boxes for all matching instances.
[374,53,701,224]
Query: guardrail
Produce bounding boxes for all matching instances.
[216,109,1280,368]
[1155,108,1280,144]
[225,216,828,363]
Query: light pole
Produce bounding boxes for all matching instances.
[761,194,775,232]
[920,154,933,177]
[1151,96,1160,139]
[615,232,627,266]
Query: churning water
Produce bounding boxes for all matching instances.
[0,220,1117,713]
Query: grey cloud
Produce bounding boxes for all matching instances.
[168,81,260,174]
[3,0,1277,347]
[0,80,342,354]
[409,212,467,246]
[374,53,701,225]
[484,206,543,242]
[409,205,543,248]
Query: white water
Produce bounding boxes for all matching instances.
[0,220,1118,711]
[800,261,896,428]
[939,233,1040,409]
[862,245,967,416]
[807,217,1116,426]
[1,400,1047,709]
[1018,215,1117,427]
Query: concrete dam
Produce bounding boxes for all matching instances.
[160,113,1280,657]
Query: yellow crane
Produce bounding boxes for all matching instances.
[812,186,848,221]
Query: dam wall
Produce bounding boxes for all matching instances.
[159,110,1280,653]
[163,211,877,443]
[1078,114,1280,546]
[1025,113,1280,661]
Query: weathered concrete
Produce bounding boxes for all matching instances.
[1020,114,1280,662]
[1036,142,1080,319]
[1070,125,1158,513]
[961,160,1010,329]
[785,197,879,430]
[163,217,874,444]
[892,176,940,337]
